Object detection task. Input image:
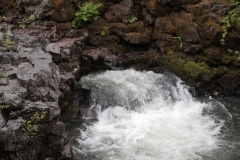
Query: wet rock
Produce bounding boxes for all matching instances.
[60,141,73,159]
[83,47,118,66]
[19,101,60,122]
[171,13,200,43]
[45,36,87,61]
[51,121,66,136]
[8,79,28,99]
[60,72,75,86]
[123,32,151,44]
[2,93,22,110]
[144,0,200,17]
[0,111,6,128]
[121,0,134,8]
[153,17,176,36]
[0,24,73,158]
[60,88,81,121]
[142,8,154,25]
[108,21,152,44]
[197,15,222,43]
[0,78,8,85]
[22,0,76,22]
[105,4,131,23]
[186,0,228,19]
[0,118,27,151]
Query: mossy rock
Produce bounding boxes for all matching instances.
[183,61,209,79]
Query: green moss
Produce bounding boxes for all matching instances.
[222,55,235,64]
[183,61,209,78]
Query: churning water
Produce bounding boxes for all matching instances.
[67,69,239,160]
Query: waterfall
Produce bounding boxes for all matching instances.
[70,69,233,160]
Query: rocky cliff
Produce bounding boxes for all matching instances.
[0,0,240,159]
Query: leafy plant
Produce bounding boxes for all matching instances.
[72,2,103,28]
[125,16,138,24]
[228,49,240,60]
[220,0,240,60]
[173,36,183,48]
[0,16,5,22]
[221,0,240,44]
[70,55,78,61]
[0,74,8,78]
[0,30,15,51]
[19,14,35,29]
[0,104,9,110]
[100,26,108,36]
[23,101,47,141]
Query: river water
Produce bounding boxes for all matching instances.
[67,69,240,160]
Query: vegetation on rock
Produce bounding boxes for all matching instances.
[0,29,15,51]
[18,14,35,29]
[0,16,5,22]
[23,101,47,141]
[220,0,240,59]
[0,104,9,110]
[125,16,138,24]
[72,2,103,28]
[173,36,183,48]
[100,26,108,36]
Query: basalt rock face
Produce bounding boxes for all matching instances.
[1,0,240,159]
[0,9,89,157]
[0,24,75,159]
[81,0,240,95]
[4,0,81,22]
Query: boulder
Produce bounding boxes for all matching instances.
[0,118,27,151]
[45,36,88,61]
[123,32,151,44]
[22,0,76,22]
[105,4,131,23]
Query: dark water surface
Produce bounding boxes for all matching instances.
[216,96,240,160]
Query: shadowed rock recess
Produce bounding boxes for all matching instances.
[1,0,240,159]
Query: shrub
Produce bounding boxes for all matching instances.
[72,2,103,28]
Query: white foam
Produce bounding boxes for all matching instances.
[74,69,230,160]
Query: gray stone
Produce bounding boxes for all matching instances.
[51,122,66,136]
[0,111,6,128]
[60,141,73,159]
[0,78,8,85]
[20,102,61,122]
[0,118,27,151]
[2,93,22,109]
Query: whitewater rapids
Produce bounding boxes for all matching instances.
[70,69,232,160]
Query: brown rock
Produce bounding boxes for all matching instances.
[105,4,131,23]
[198,16,222,42]
[145,0,171,16]
[123,32,151,44]
[170,13,200,43]
[152,16,176,40]
[24,0,77,22]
